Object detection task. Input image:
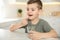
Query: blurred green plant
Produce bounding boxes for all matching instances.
[18,9,22,13]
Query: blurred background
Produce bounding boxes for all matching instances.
[0,0,60,37]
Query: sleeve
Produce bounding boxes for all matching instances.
[43,21,53,32]
[21,25,27,28]
[20,25,28,33]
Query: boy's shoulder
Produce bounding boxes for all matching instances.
[39,18,48,24]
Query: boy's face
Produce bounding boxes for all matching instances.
[27,3,41,20]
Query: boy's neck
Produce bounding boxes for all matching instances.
[31,17,39,25]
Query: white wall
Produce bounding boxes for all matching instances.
[0,0,6,18]
[5,5,17,18]
[16,0,60,2]
[42,3,60,17]
[5,3,27,18]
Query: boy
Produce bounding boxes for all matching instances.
[10,0,57,40]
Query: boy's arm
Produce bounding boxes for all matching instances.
[28,29,58,40]
[10,23,23,32]
[10,19,28,32]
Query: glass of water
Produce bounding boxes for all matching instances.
[27,26,35,33]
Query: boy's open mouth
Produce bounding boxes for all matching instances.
[28,14,33,17]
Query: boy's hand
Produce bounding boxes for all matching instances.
[10,24,21,32]
[28,31,44,40]
[20,19,28,27]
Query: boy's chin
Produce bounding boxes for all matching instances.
[28,18,34,21]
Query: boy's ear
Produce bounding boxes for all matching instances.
[39,9,43,16]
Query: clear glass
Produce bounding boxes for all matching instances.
[27,26,35,33]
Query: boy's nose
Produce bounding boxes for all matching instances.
[28,11,32,14]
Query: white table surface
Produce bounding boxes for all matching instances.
[0,29,59,40]
[0,29,30,40]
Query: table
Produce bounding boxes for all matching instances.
[0,29,59,40]
[0,29,30,40]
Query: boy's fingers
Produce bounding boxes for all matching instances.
[28,31,36,34]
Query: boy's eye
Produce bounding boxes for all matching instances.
[27,8,35,11]
[32,9,35,11]
[27,8,29,11]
